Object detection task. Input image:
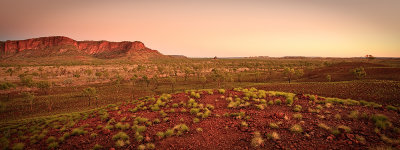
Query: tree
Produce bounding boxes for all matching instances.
[142,75,150,88]
[130,75,138,99]
[82,87,97,106]
[20,75,34,87]
[211,68,223,88]
[0,82,16,101]
[151,75,160,93]
[22,92,35,111]
[283,67,295,83]
[168,77,176,93]
[6,68,14,76]
[351,67,366,79]
[200,76,207,89]
[36,81,51,95]
[326,75,332,82]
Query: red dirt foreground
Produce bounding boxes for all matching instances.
[1,88,400,150]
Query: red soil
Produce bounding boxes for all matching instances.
[2,89,400,150]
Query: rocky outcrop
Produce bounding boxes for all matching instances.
[0,36,163,58]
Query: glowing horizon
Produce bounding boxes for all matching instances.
[0,0,399,57]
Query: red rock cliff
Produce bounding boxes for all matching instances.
[0,36,162,58]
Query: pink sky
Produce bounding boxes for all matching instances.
[0,0,399,57]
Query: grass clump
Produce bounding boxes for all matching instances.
[71,128,87,136]
[293,105,302,112]
[112,132,130,147]
[241,121,249,127]
[251,131,264,148]
[290,124,303,133]
[190,108,200,115]
[371,114,392,129]
[115,122,130,130]
[146,143,156,149]
[337,125,351,133]
[165,129,174,137]
[318,123,331,131]
[137,144,146,150]
[218,89,226,94]
[347,110,359,119]
[293,113,303,119]
[156,132,165,139]
[193,118,200,123]
[269,123,279,129]
[385,105,398,111]
[266,132,280,140]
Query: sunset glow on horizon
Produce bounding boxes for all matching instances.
[0,0,399,57]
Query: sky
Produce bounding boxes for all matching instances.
[0,0,399,57]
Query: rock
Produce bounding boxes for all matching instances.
[1,36,164,59]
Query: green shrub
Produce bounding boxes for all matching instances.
[193,118,200,123]
[179,124,190,132]
[268,101,274,105]
[172,103,179,108]
[290,124,303,133]
[218,89,226,94]
[165,129,174,137]
[153,118,161,124]
[274,99,282,105]
[293,105,302,112]
[372,114,392,129]
[156,132,165,138]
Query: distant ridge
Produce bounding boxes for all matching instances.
[0,36,165,59]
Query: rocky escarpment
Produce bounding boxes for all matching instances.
[0,36,163,59]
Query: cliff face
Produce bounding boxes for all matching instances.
[0,36,163,58]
